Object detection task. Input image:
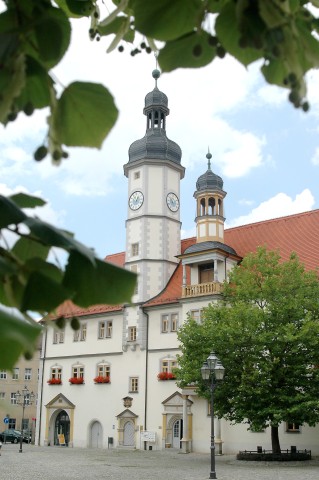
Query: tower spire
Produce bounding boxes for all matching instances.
[206,148,212,170]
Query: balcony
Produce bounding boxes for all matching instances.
[182,281,223,298]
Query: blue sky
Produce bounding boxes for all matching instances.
[1,15,319,260]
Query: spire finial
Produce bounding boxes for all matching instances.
[152,52,160,87]
[206,147,212,170]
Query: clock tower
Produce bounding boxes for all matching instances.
[123,70,185,303]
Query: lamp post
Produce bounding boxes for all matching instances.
[201,352,225,480]
[15,385,35,453]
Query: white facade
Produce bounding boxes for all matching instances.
[36,76,319,455]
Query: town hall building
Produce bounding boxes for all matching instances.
[36,71,319,454]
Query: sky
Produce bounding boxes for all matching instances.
[1,11,319,260]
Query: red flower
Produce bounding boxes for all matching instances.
[47,378,62,385]
[94,376,110,384]
[157,372,176,380]
[69,377,84,384]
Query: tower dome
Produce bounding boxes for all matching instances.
[195,151,223,192]
[127,70,182,167]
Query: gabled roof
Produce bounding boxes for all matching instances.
[53,209,319,317]
[224,209,319,272]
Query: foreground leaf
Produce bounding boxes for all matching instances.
[0,309,42,369]
[63,251,136,306]
[54,82,118,148]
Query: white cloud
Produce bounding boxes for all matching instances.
[311,147,319,166]
[257,84,287,106]
[238,199,254,206]
[227,189,315,227]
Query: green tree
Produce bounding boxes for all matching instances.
[2,0,319,367]
[177,247,319,453]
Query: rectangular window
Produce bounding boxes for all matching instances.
[72,366,84,379]
[11,393,17,405]
[161,315,169,333]
[128,326,137,342]
[131,243,139,256]
[98,321,105,339]
[160,359,177,373]
[51,367,62,380]
[129,377,139,393]
[0,392,5,399]
[287,423,300,432]
[80,323,87,341]
[97,364,111,378]
[190,309,202,323]
[134,171,140,179]
[0,370,7,379]
[24,368,32,381]
[12,368,19,380]
[171,313,178,332]
[73,330,80,342]
[161,313,179,333]
[53,330,64,344]
[98,320,113,338]
[8,418,15,429]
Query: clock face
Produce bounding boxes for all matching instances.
[166,192,179,212]
[129,191,144,210]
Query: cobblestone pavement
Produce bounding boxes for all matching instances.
[1,443,319,480]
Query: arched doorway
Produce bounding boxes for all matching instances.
[54,410,70,446]
[90,421,103,448]
[172,419,183,449]
[123,421,134,446]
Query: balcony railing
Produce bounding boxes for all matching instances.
[182,281,223,298]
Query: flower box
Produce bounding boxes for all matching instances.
[69,377,84,384]
[94,376,110,384]
[47,378,62,385]
[157,372,176,381]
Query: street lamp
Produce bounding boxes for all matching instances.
[15,385,35,453]
[201,352,225,479]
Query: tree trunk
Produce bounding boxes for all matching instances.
[271,425,281,454]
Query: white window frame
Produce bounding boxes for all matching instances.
[10,392,17,405]
[129,377,139,393]
[97,363,111,378]
[0,370,7,379]
[72,365,84,379]
[161,313,179,333]
[24,368,32,381]
[128,326,137,342]
[160,358,177,373]
[12,368,19,380]
[51,366,62,380]
[98,320,113,339]
[189,309,203,323]
[80,323,87,341]
[53,329,64,344]
[0,392,5,399]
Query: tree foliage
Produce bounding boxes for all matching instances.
[177,247,319,452]
[0,193,136,369]
[1,0,319,164]
[1,1,319,375]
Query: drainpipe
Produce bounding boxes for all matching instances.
[143,309,149,450]
[37,323,47,445]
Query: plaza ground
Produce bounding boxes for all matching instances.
[1,444,319,480]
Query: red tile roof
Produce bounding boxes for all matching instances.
[54,209,319,317]
[225,209,319,272]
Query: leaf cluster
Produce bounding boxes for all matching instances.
[0,0,118,162]
[177,247,319,431]
[0,192,136,369]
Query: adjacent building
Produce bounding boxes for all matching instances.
[36,71,319,454]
